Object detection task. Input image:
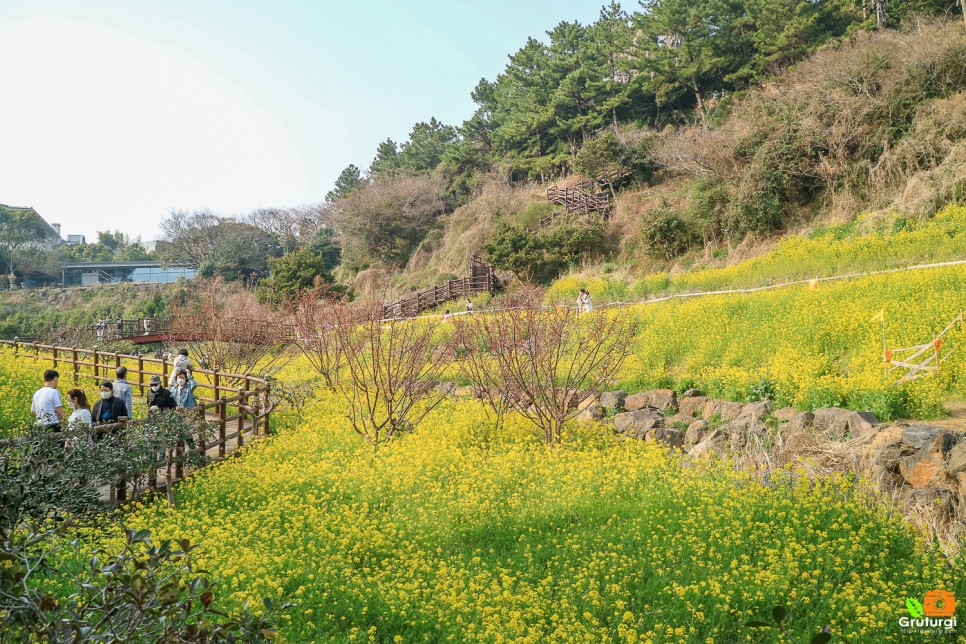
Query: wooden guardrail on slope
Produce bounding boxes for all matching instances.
[0,339,271,496]
[94,317,297,345]
[382,254,497,319]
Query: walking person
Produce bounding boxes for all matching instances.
[169,349,192,387]
[147,375,177,411]
[466,299,474,315]
[576,289,587,314]
[171,369,198,410]
[113,366,134,418]
[91,381,130,425]
[65,389,93,429]
[30,369,65,431]
[583,289,593,313]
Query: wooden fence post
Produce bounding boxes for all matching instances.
[137,355,144,396]
[52,346,58,369]
[219,396,227,458]
[252,395,261,438]
[72,348,79,383]
[213,373,225,456]
[236,387,246,447]
[196,406,206,456]
[92,347,99,380]
[262,385,270,436]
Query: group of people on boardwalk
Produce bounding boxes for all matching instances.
[29,348,199,433]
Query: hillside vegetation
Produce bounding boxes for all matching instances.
[405,21,966,293]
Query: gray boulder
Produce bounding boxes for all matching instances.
[902,424,957,450]
[689,428,727,457]
[727,416,768,450]
[599,390,627,410]
[813,407,879,439]
[614,409,664,439]
[665,412,695,428]
[653,427,684,450]
[678,396,708,418]
[576,403,607,422]
[624,392,650,412]
[946,441,966,477]
[722,401,744,421]
[773,406,797,422]
[684,420,708,450]
[787,411,815,433]
[739,400,772,421]
[646,389,678,411]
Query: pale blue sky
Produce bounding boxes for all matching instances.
[0,0,609,241]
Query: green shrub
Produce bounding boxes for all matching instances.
[640,206,693,259]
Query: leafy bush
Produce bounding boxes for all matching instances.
[482,220,606,284]
[0,418,287,640]
[640,206,693,259]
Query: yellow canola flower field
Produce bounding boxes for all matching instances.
[619,264,965,419]
[0,347,45,431]
[547,204,966,302]
[127,394,965,643]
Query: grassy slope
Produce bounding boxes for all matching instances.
[0,282,179,341]
[547,205,966,304]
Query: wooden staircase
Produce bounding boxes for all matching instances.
[534,169,631,234]
[381,255,497,319]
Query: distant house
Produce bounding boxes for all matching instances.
[61,260,196,286]
[66,234,86,245]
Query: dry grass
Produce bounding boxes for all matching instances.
[397,175,545,289]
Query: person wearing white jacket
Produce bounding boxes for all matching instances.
[169,349,193,387]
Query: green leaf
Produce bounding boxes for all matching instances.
[772,605,786,623]
[745,621,773,628]
[811,633,832,644]
[906,597,924,618]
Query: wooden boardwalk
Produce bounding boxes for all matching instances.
[1,339,271,503]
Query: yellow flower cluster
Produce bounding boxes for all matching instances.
[121,394,964,642]
[0,348,46,432]
[548,204,966,302]
[620,264,965,418]
[667,205,966,294]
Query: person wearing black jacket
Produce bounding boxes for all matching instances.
[146,375,177,411]
[91,380,130,424]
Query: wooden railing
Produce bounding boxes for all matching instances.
[544,170,630,219]
[529,210,567,234]
[94,317,296,344]
[546,184,612,216]
[382,255,496,319]
[0,339,271,496]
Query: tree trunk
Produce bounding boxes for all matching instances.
[691,82,707,125]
